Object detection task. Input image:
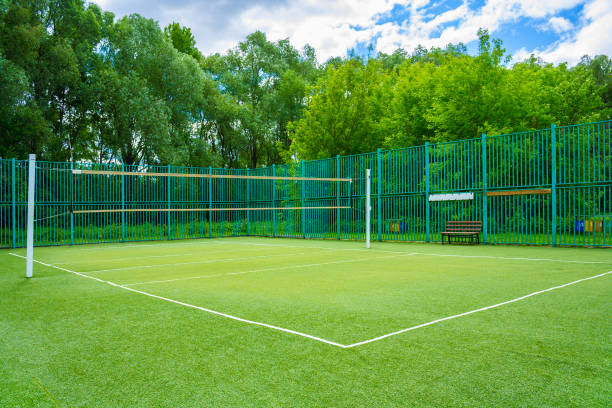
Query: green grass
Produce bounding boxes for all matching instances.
[1,238,611,407]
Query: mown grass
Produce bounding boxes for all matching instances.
[1,237,611,407]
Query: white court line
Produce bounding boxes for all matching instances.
[52,248,252,265]
[9,253,611,349]
[242,241,411,255]
[58,240,235,251]
[236,242,609,265]
[343,270,612,348]
[122,253,417,286]
[8,253,345,348]
[86,252,305,273]
[409,252,607,264]
[28,237,606,265]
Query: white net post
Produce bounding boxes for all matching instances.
[26,154,36,278]
[366,168,371,249]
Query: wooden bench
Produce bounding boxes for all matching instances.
[440,220,482,245]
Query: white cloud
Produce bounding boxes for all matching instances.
[238,0,399,60]
[373,0,588,54]
[546,16,574,33]
[90,0,609,65]
[515,0,612,65]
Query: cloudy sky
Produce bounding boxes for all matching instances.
[92,0,612,65]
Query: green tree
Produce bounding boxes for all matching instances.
[578,55,612,111]
[203,31,318,167]
[0,50,51,158]
[163,22,202,61]
[289,58,392,159]
[98,14,215,165]
[0,0,107,160]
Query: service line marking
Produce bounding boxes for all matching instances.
[122,253,417,286]
[56,240,234,251]
[85,252,306,273]
[52,246,273,265]
[9,253,611,349]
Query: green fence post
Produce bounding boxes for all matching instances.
[70,160,74,245]
[167,164,171,240]
[336,155,340,240]
[272,164,276,238]
[11,158,16,248]
[246,168,250,236]
[377,148,382,242]
[551,123,557,247]
[425,142,430,243]
[121,163,125,242]
[301,160,306,239]
[482,133,487,244]
[208,166,212,238]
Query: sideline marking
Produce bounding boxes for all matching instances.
[234,241,608,264]
[343,270,612,348]
[409,252,606,264]
[122,253,417,286]
[17,237,605,264]
[8,253,345,348]
[34,378,63,408]
[9,253,611,349]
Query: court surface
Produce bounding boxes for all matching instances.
[1,237,611,407]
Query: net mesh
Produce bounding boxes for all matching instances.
[64,165,356,242]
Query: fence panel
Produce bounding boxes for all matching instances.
[1,119,610,248]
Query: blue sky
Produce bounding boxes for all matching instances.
[93,0,611,65]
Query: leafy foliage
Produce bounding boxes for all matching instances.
[0,2,609,165]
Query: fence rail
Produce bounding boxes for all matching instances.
[1,120,610,248]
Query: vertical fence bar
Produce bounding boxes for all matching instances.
[11,158,16,248]
[167,164,171,240]
[272,164,276,238]
[301,160,305,239]
[208,166,212,238]
[425,142,430,242]
[336,155,340,240]
[551,124,557,247]
[246,168,250,236]
[121,163,125,242]
[482,133,488,244]
[366,168,371,248]
[26,154,35,277]
[377,148,382,242]
[70,161,74,245]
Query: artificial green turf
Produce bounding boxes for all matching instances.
[1,237,611,407]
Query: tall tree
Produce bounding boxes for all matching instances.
[203,31,318,167]
[97,14,214,165]
[288,58,392,159]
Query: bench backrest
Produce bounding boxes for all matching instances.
[445,220,482,233]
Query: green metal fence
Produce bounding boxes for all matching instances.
[1,120,610,248]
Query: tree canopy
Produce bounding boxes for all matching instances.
[0,0,610,166]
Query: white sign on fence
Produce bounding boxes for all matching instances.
[428,192,474,202]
